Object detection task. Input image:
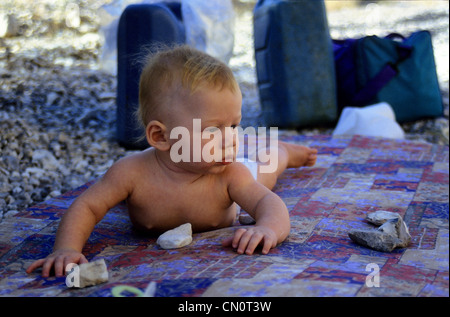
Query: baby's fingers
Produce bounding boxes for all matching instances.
[56,253,89,277]
[231,228,247,249]
[26,259,46,274]
[41,258,57,278]
[223,228,277,255]
[221,228,252,252]
[242,232,264,255]
[236,230,254,254]
[54,256,68,277]
[261,236,277,255]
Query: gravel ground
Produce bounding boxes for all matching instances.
[0,0,448,220]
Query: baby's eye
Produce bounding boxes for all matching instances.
[205,126,220,133]
[231,125,238,129]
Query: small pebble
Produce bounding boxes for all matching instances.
[157,223,193,250]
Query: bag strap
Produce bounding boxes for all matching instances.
[351,63,398,106]
[386,33,405,41]
[350,35,414,106]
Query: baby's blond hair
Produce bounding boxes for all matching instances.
[137,44,239,127]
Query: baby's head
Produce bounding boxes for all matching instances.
[137,45,242,171]
[137,45,240,128]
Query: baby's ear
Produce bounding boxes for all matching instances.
[145,120,170,151]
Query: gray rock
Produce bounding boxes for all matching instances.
[2,155,19,170]
[389,218,411,248]
[349,211,411,252]
[77,259,109,288]
[366,210,400,226]
[348,229,402,252]
[157,223,193,250]
[377,218,399,236]
[238,212,256,225]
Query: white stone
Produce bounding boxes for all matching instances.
[4,210,20,218]
[32,149,60,171]
[157,223,193,250]
[78,259,109,288]
[49,190,62,198]
[143,281,157,297]
[65,3,81,28]
[377,219,398,236]
[0,13,18,38]
[366,210,400,226]
[23,167,46,179]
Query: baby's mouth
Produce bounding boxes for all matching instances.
[222,147,236,164]
[220,157,234,164]
[219,154,235,165]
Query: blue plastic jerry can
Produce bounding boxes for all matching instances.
[253,0,337,128]
[117,2,185,149]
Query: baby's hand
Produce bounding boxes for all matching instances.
[222,226,277,255]
[26,248,88,277]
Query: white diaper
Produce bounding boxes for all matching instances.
[236,158,258,180]
[235,158,258,222]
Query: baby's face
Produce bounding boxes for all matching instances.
[167,85,242,173]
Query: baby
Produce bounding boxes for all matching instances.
[27,45,317,277]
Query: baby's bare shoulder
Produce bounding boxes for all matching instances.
[103,149,154,182]
[227,161,249,172]
[224,162,255,184]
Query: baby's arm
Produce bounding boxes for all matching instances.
[223,163,290,255]
[26,157,134,277]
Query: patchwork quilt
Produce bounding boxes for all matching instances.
[0,135,448,297]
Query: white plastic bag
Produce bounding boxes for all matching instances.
[332,102,405,139]
[98,0,235,75]
[98,0,177,75]
[182,0,235,64]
